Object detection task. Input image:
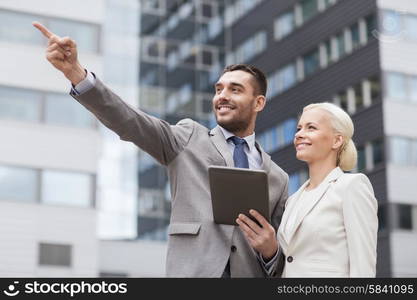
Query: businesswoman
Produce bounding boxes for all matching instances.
[237,102,378,277]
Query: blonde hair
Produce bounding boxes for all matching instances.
[302,102,357,171]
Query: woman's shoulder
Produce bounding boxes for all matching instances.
[339,171,370,183]
[337,172,374,193]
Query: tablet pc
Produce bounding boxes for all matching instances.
[208,166,270,226]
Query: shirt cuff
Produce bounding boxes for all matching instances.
[71,70,95,95]
[257,248,279,275]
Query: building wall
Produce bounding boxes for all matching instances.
[0,202,97,277]
[378,0,417,277]
[99,239,167,277]
[0,0,103,276]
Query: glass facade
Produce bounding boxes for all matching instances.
[274,11,295,40]
[42,170,93,207]
[0,9,100,53]
[45,93,95,128]
[138,0,226,240]
[0,165,94,207]
[0,86,95,129]
[386,71,417,103]
[0,165,37,203]
[0,86,41,122]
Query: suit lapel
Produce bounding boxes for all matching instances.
[255,141,271,173]
[209,126,234,167]
[279,180,309,247]
[284,167,344,245]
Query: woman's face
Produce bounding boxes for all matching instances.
[294,108,342,164]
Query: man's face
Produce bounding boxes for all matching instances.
[212,70,259,133]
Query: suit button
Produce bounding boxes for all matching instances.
[287,256,293,263]
[231,245,237,252]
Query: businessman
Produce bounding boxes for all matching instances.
[34,22,288,277]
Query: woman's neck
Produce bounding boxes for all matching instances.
[307,160,337,190]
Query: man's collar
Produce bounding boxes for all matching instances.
[218,126,256,152]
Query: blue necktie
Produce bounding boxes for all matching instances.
[229,136,249,169]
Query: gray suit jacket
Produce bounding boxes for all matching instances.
[71,78,288,277]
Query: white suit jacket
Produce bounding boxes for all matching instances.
[277,167,378,277]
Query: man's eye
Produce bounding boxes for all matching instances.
[296,128,301,132]
[308,126,316,130]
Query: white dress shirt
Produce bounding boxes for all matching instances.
[218,126,262,170]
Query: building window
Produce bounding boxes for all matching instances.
[142,0,166,15]
[357,145,366,172]
[100,272,129,277]
[300,0,318,23]
[0,86,41,122]
[336,90,349,112]
[412,140,417,166]
[234,31,267,63]
[381,10,401,36]
[224,0,263,28]
[386,72,417,104]
[45,93,95,128]
[303,48,320,77]
[198,2,216,20]
[386,72,407,100]
[289,173,301,195]
[397,204,412,230]
[283,119,297,144]
[390,137,417,167]
[41,170,93,207]
[353,82,364,111]
[0,10,43,45]
[323,39,333,65]
[208,15,222,39]
[289,169,308,195]
[409,75,417,103]
[369,76,381,103]
[390,137,410,165]
[281,63,297,92]
[0,10,100,53]
[48,19,100,54]
[405,15,417,41]
[274,10,295,40]
[39,243,72,267]
[372,139,384,166]
[335,31,346,59]
[0,165,38,203]
[258,118,296,152]
[350,22,360,50]
[268,63,297,98]
[365,14,377,41]
[200,48,214,67]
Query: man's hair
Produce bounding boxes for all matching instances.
[222,64,267,97]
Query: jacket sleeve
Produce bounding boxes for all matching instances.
[342,174,378,277]
[267,171,289,277]
[70,77,194,165]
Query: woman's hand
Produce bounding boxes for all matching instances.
[236,209,278,260]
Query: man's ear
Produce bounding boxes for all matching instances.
[332,134,344,150]
[254,95,266,112]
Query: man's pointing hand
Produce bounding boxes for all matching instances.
[33,21,86,85]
